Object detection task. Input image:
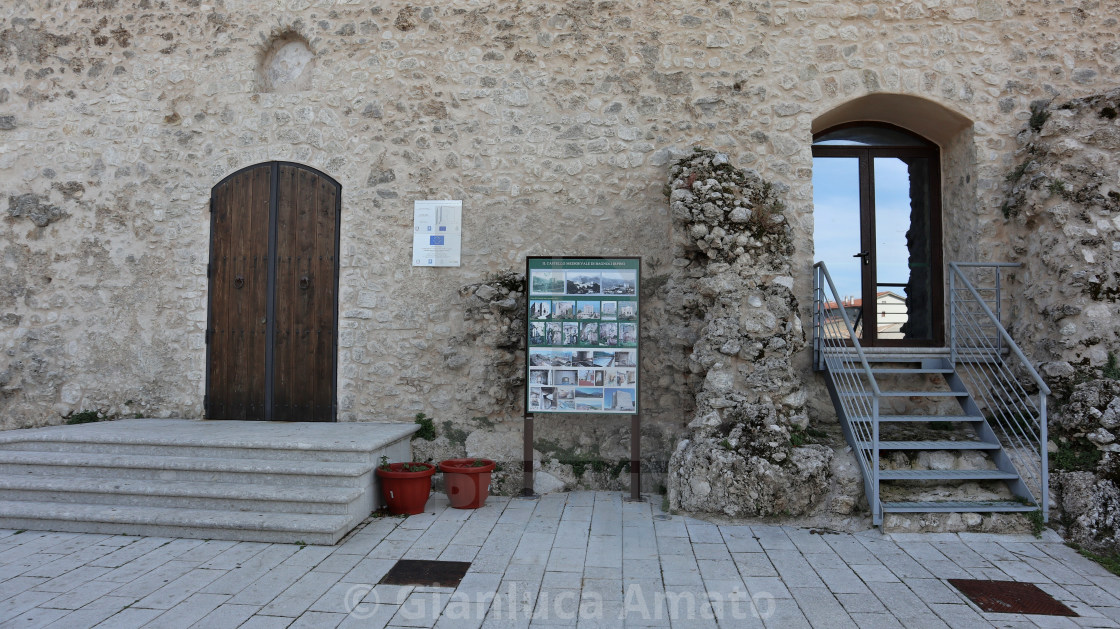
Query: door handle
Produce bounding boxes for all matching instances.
[853,251,870,265]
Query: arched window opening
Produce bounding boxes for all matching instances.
[812,123,943,346]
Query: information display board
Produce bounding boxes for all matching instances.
[525,257,640,415]
[412,200,462,267]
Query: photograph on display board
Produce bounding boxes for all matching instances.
[576,300,600,320]
[579,322,599,344]
[557,387,575,410]
[605,368,635,387]
[529,349,552,366]
[605,388,636,412]
[620,323,637,346]
[554,369,578,386]
[600,322,618,346]
[552,351,573,367]
[529,368,550,385]
[575,396,603,411]
[531,270,566,295]
[613,350,635,367]
[565,272,602,295]
[546,322,563,345]
[618,301,638,321]
[591,351,614,367]
[562,322,579,345]
[529,323,547,346]
[578,369,603,387]
[572,351,594,367]
[540,387,557,410]
[554,300,575,319]
[530,300,552,320]
[600,301,617,320]
[529,387,543,410]
[601,271,637,295]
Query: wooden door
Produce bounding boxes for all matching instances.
[205,162,340,421]
[272,165,339,421]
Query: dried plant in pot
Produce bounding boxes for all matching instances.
[438,458,496,509]
[375,457,436,515]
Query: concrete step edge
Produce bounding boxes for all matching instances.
[0,499,354,535]
[0,450,374,477]
[0,475,363,504]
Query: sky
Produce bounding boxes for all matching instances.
[812,157,914,302]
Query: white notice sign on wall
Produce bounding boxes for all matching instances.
[412,200,462,267]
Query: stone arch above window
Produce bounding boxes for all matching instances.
[812,94,971,148]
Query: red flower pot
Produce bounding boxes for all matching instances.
[375,462,436,515]
[439,458,496,509]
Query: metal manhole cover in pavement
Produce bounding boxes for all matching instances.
[379,560,471,587]
[948,579,1078,616]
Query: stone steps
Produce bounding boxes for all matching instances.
[825,355,1042,526]
[0,476,363,515]
[0,450,373,486]
[0,440,376,463]
[0,419,418,544]
[0,500,355,545]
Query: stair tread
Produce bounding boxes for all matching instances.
[879,469,1019,480]
[0,499,353,533]
[852,415,984,423]
[0,475,363,503]
[843,390,968,397]
[882,500,1038,512]
[857,440,1000,450]
[831,368,954,374]
[0,450,373,476]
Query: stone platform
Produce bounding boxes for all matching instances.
[0,419,418,545]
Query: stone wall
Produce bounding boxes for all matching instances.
[2,1,1117,500]
[998,88,1120,553]
[664,149,836,517]
[1001,88,1120,373]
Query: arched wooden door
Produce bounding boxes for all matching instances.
[205,162,341,421]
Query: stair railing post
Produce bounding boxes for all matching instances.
[872,394,881,526]
[1041,392,1049,522]
[813,265,821,371]
[995,266,1004,360]
[949,265,957,369]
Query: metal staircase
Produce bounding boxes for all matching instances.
[813,262,1050,526]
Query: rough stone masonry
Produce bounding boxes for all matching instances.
[1,1,1118,538]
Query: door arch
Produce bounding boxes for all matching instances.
[205,162,341,421]
[812,123,943,346]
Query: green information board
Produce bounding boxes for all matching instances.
[525,257,640,415]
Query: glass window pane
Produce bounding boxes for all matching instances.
[873,157,933,341]
[813,157,864,338]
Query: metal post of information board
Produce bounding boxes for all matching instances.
[627,412,642,502]
[522,414,536,497]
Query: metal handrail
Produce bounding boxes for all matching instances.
[814,261,882,523]
[948,262,1049,521]
[813,262,881,396]
[948,263,1051,396]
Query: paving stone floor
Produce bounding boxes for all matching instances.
[2,491,1119,628]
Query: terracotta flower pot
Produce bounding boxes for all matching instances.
[375,462,436,515]
[438,458,496,509]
